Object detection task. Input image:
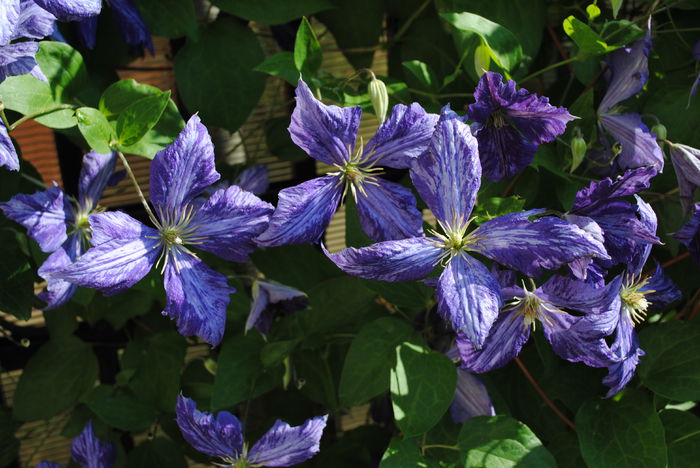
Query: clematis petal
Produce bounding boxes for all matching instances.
[599,113,664,172]
[0,120,19,170]
[109,0,154,55]
[189,185,273,262]
[602,316,644,398]
[75,15,97,49]
[473,122,537,182]
[175,395,243,459]
[355,177,423,241]
[437,254,502,348]
[640,264,681,310]
[88,211,150,246]
[599,34,652,113]
[0,185,70,252]
[449,368,496,424]
[256,175,343,247]
[411,109,481,224]
[674,203,700,264]
[70,421,116,468]
[14,0,55,40]
[289,79,361,166]
[0,1,19,45]
[78,151,117,211]
[669,143,700,216]
[248,415,328,467]
[363,103,439,169]
[163,249,234,346]
[471,210,609,277]
[234,164,269,195]
[323,237,442,282]
[33,0,101,21]
[0,41,46,83]
[456,310,528,373]
[37,233,81,310]
[572,166,657,212]
[35,463,62,468]
[245,285,270,333]
[150,115,220,212]
[246,280,308,333]
[541,312,616,368]
[625,195,658,275]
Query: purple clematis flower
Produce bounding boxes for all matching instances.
[245,279,308,334]
[50,116,274,345]
[668,142,700,216]
[689,41,700,107]
[176,395,327,467]
[36,421,116,468]
[256,79,437,246]
[32,0,101,21]
[1,150,119,309]
[75,0,153,55]
[674,202,700,265]
[445,346,495,424]
[324,109,609,347]
[0,118,19,171]
[467,71,575,182]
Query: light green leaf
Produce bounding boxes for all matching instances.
[294,17,322,78]
[379,438,434,468]
[76,107,114,153]
[473,196,526,225]
[563,16,614,56]
[255,52,299,85]
[116,91,171,147]
[611,0,623,18]
[402,60,438,92]
[211,0,333,24]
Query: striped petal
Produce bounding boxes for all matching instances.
[355,177,423,241]
[248,415,328,467]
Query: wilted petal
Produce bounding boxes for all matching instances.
[163,249,234,346]
[248,415,328,467]
[674,203,700,264]
[0,41,45,83]
[1,185,69,252]
[14,0,55,40]
[363,103,438,169]
[75,16,97,49]
[355,178,423,241]
[323,237,442,282]
[572,166,657,212]
[411,110,481,224]
[669,143,700,216]
[456,310,528,372]
[78,151,117,211]
[175,395,243,459]
[256,175,343,247]
[599,113,664,172]
[473,122,537,182]
[289,79,361,166]
[640,264,681,310]
[234,164,269,195]
[37,233,81,310]
[150,115,220,212]
[449,368,495,424]
[471,210,609,277]
[33,0,101,21]
[109,0,154,55]
[189,185,273,262]
[602,317,644,398]
[438,254,502,348]
[599,35,652,113]
[70,421,116,468]
[0,120,18,170]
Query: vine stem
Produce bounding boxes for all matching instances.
[116,151,160,227]
[421,444,460,454]
[514,357,577,431]
[521,57,578,84]
[9,104,76,132]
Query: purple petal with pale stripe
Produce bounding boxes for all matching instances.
[246,280,308,333]
[78,151,117,211]
[246,284,270,333]
[256,175,343,246]
[109,0,154,55]
[473,122,537,182]
[572,166,657,213]
[450,368,496,424]
[437,254,502,348]
[163,250,234,345]
[248,415,328,467]
[456,310,528,373]
[599,34,651,113]
[289,79,361,166]
[542,312,616,368]
[674,203,700,264]
[70,421,116,468]
[626,195,657,275]
[363,103,438,169]
[410,110,481,224]
[0,119,18,170]
[88,211,147,246]
[14,0,55,40]
[355,178,423,241]
[175,395,243,459]
[0,41,45,83]
[471,210,609,277]
[189,185,273,262]
[323,237,442,282]
[1,185,70,252]
[599,113,664,172]
[33,0,101,21]
[640,264,681,310]
[602,316,644,398]
[150,115,220,212]
[669,143,700,216]
[37,233,81,310]
[0,1,19,45]
[234,164,269,195]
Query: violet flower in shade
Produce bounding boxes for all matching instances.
[235,164,269,195]
[32,0,100,21]
[176,395,327,467]
[0,118,19,171]
[324,109,609,347]
[256,79,437,246]
[71,421,116,468]
[51,116,274,345]
[245,279,308,334]
[668,142,700,216]
[674,203,700,265]
[445,346,495,424]
[1,150,119,309]
[467,71,575,182]
[75,0,153,55]
[601,198,681,397]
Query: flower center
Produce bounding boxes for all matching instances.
[330,139,383,201]
[429,214,482,264]
[504,284,563,332]
[620,276,654,326]
[153,203,208,273]
[489,109,508,128]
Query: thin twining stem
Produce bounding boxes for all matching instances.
[116,151,160,228]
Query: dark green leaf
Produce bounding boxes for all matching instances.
[133,0,197,39]
[13,337,99,421]
[600,20,644,48]
[0,230,33,320]
[660,409,700,468]
[644,86,700,149]
[294,348,339,408]
[128,438,188,468]
[339,317,418,407]
[390,342,456,437]
[175,17,265,133]
[255,52,299,85]
[251,244,342,290]
[638,321,700,401]
[563,16,614,56]
[294,17,322,78]
[261,339,299,368]
[457,415,557,468]
[84,289,153,329]
[86,392,157,432]
[0,408,19,467]
[364,280,434,313]
[76,107,113,153]
[116,91,171,147]
[43,305,78,342]
[212,0,333,24]
[576,389,667,468]
[379,438,433,468]
[265,116,307,162]
[345,195,372,248]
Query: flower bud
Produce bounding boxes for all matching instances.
[368,75,389,124]
[570,131,587,173]
[651,123,667,141]
[474,44,491,78]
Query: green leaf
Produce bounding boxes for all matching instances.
[576,389,667,468]
[644,86,700,148]
[212,0,333,24]
[457,415,556,468]
[339,318,418,407]
[660,409,700,468]
[294,17,322,78]
[402,60,438,92]
[175,17,265,133]
[255,52,299,85]
[563,16,614,56]
[600,20,644,48]
[261,339,299,368]
[13,337,99,421]
[133,0,197,39]
[84,289,153,329]
[128,438,188,468]
[0,230,33,320]
[441,12,523,71]
[76,107,114,153]
[116,91,171,147]
[251,244,342,290]
[294,348,340,408]
[611,0,623,18]
[345,195,372,248]
[264,116,307,162]
[473,196,526,225]
[379,438,433,468]
[638,321,700,401]
[390,342,456,437]
[85,392,157,432]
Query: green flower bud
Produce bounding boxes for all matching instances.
[368,76,389,124]
[474,44,491,77]
[651,123,667,141]
[570,131,587,173]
